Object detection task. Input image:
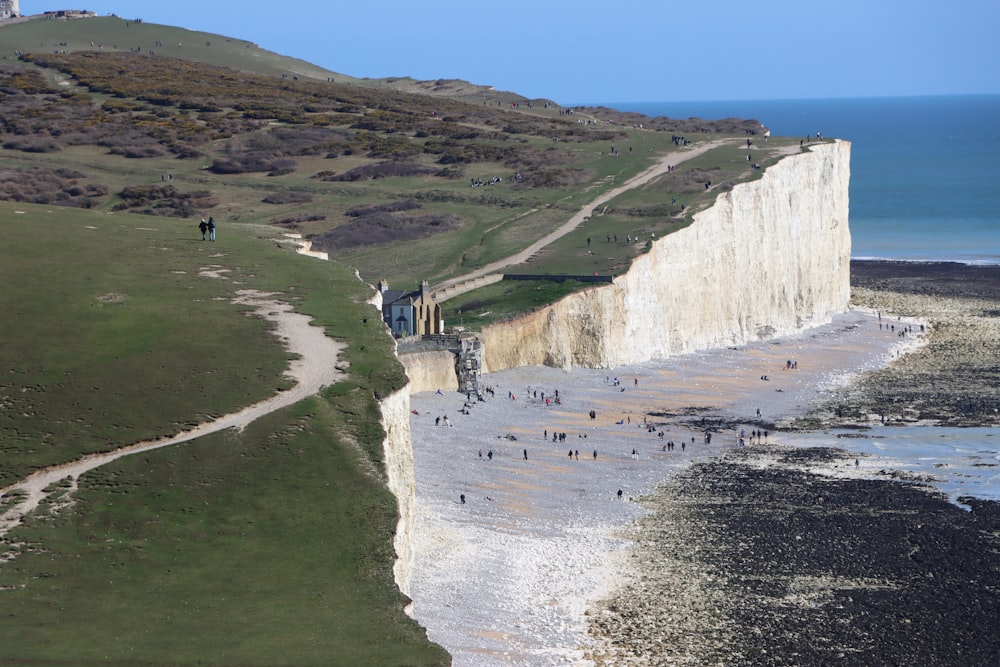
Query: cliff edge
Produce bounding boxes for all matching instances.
[477,141,851,371]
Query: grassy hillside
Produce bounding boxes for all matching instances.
[0,15,781,293]
[0,200,448,665]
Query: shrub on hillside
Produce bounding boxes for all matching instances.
[2,137,63,153]
[270,213,327,228]
[344,200,421,217]
[0,167,107,207]
[422,140,516,164]
[262,191,314,204]
[267,159,298,176]
[514,168,591,189]
[210,154,295,175]
[320,162,437,182]
[113,184,218,218]
[310,212,461,251]
[349,132,421,160]
[108,144,168,158]
[269,126,350,156]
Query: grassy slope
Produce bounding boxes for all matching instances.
[0,16,783,293]
[0,202,447,665]
[0,16,347,82]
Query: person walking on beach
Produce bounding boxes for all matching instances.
[617,489,623,500]
[523,449,528,460]
[198,218,208,240]
[207,216,216,241]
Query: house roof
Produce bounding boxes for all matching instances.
[381,289,406,305]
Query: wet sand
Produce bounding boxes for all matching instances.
[408,309,922,666]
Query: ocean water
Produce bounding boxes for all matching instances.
[597,95,1000,264]
[591,96,1000,503]
[794,427,1000,505]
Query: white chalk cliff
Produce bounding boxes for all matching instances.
[477,141,852,371]
[378,386,417,600]
[387,141,850,601]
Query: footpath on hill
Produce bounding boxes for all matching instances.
[0,290,345,542]
[432,138,737,297]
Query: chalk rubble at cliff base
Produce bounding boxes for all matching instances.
[407,309,923,666]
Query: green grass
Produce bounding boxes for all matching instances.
[442,279,599,331]
[0,200,446,665]
[0,202,295,486]
[0,16,347,83]
[0,404,447,666]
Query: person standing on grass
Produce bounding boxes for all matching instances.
[208,216,216,241]
[198,218,208,240]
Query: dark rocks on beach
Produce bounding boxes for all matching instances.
[809,261,1000,427]
[850,260,1000,300]
[589,446,1000,666]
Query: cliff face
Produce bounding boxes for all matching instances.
[378,386,417,602]
[388,143,849,601]
[479,141,851,371]
[400,351,459,394]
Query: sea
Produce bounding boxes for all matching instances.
[594,95,1000,505]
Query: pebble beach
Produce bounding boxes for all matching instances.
[408,307,927,666]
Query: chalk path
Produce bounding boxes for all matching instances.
[0,290,345,543]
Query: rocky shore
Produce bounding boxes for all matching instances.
[587,445,1000,666]
[808,260,1000,427]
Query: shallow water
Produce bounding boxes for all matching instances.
[790,426,1000,505]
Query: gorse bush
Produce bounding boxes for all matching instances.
[113,184,218,216]
[321,162,437,182]
[0,166,108,206]
[310,212,462,251]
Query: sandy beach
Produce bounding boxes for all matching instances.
[408,308,924,666]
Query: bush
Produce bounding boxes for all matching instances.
[262,191,313,204]
[271,213,327,226]
[321,162,436,182]
[2,138,62,153]
[310,212,461,251]
[0,166,107,207]
[345,200,421,217]
[108,144,167,158]
[268,159,297,176]
[210,154,295,174]
[113,184,218,217]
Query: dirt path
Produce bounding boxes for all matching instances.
[433,139,736,292]
[0,290,346,541]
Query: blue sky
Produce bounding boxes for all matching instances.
[25,0,1000,104]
